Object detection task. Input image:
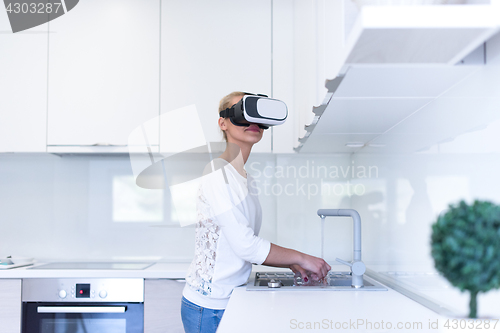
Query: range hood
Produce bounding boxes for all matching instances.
[295,64,484,153]
[294,4,500,154]
[344,4,500,65]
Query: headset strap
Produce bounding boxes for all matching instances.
[219,107,234,118]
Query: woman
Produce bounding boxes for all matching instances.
[181,92,331,333]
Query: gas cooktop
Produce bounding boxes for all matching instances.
[29,262,154,270]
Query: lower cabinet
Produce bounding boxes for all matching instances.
[144,279,185,333]
[0,279,22,333]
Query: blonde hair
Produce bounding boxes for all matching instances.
[218,91,246,142]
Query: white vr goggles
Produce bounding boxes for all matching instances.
[219,93,288,130]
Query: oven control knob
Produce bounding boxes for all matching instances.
[58,290,67,299]
[99,290,107,299]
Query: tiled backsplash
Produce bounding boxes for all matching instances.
[0,153,351,262]
[1,150,499,268]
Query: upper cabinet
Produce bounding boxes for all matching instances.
[6,1,499,154]
[47,0,160,152]
[160,0,272,153]
[271,0,344,153]
[294,2,500,154]
[0,8,47,152]
[344,5,500,66]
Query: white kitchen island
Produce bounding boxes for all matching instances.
[218,266,500,333]
[218,285,447,333]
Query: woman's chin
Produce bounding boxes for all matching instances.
[242,132,263,144]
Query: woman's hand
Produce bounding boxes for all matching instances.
[289,264,307,279]
[263,244,331,280]
[297,253,331,281]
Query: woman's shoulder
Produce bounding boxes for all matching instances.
[200,158,248,192]
[202,158,246,179]
[201,158,228,174]
[200,159,232,188]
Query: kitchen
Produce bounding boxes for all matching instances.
[1,0,500,332]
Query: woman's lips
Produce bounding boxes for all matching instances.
[245,124,260,132]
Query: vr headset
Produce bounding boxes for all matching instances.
[219,93,288,130]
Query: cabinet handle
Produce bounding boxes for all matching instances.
[92,142,114,146]
[37,306,126,313]
[90,143,128,147]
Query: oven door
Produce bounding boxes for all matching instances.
[22,302,144,333]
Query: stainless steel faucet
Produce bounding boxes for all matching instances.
[317,209,366,288]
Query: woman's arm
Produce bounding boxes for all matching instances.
[201,164,330,280]
[262,243,331,281]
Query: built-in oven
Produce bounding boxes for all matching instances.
[22,278,144,333]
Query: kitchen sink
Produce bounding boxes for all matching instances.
[246,271,387,291]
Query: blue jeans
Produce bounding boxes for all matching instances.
[181,296,225,333]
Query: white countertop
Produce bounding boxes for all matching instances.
[217,265,500,333]
[0,262,290,279]
[2,262,499,332]
[218,284,447,333]
[0,262,190,279]
[218,267,500,333]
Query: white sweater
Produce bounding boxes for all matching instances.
[182,158,271,309]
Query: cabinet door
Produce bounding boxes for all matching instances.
[144,279,185,333]
[160,0,272,153]
[0,10,47,152]
[47,0,160,148]
[0,279,22,333]
[271,0,294,153]
[272,0,344,153]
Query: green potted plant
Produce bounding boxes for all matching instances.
[431,200,500,318]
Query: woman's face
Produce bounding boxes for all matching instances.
[219,95,264,145]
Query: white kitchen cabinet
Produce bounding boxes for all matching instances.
[160,0,272,153]
[0,279,22,333]
[144,279,185,333]
[271,0,343,153]
[0,10,47,153]
[270,0,294,154]
[47,0,160,150]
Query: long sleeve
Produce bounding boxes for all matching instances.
[200,165,271,265]
[183,159,271,308]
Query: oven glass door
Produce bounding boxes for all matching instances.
[22,302,144,333]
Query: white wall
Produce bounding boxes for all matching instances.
[349,32,500,268]
[2,2,500,270]
[0,153,356,262]
[1,131,500,266]
[0,154,192,261]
